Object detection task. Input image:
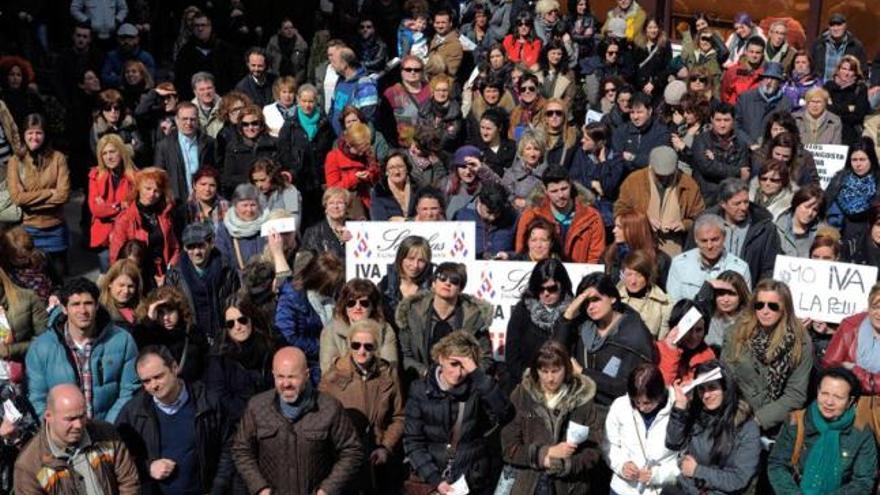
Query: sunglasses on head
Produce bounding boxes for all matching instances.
[436,273,463,287]
[540,284,560,294]
[345,298,372,309]
[350,341,376,351]
[753,301,781,312]
[224,315,250,328]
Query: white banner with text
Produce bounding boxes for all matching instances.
[804,143,848,190]
[772,255,876,323]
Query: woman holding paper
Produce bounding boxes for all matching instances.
[657,299,715,385]
[604,363,679,495]
[500,340,603,495]
[665,360,761,494]
[721,280,813,433]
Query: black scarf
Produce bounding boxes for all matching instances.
[223,333,270,372]
[179,251,224,338]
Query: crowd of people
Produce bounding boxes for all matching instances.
[0,0,879,494]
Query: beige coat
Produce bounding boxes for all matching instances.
[794,109,843,145]
[319,318,398,375]
[617,282,672,339]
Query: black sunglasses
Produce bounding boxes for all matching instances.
[753,301,781,312]
[436,273,463,287]
[690,76,708,83]
[103,104,121,111]
[241,120,261,128]
[350,341,376,351]
[520,85,537,93]
[545,110,564,117]
[224,316,250,328]
[402,67,423,73]
[345,298,372,309]
[540,284,560,294]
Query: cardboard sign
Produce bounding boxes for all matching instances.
[803,143,848,190]
[345,221,476,283]
[772,255,877,323]
[463,261,603,360]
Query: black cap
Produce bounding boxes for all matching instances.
[829,13,846,25]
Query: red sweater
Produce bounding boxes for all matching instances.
[87,167,133,248]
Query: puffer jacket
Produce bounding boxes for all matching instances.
[553,305,656,407]
[274,281,324,384]
[404,366,513,494]
[604,388,680,495]
[665,400,761,495]
[501,373,604,495]
[25,309,139,422]
[319,356,405,454]
[231,388,364,495]
[318,318,399,375]
[395,291,494,381]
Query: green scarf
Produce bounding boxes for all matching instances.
[297,108,320,141]
[800,402,855,495]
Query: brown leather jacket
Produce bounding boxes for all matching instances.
[7,149,70,229]
[14,421,140,495]
[319,356,405,453]
[231,388,364,495]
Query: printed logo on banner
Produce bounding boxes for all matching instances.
[353,231,372,258]
[449,230,469,258]
[477,269,496,300]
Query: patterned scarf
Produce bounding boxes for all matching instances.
[749,327,796,400]
[524,296,571,331]
[837,172,876,215]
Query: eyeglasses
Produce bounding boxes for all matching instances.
[540,284,560,294]
[241,120,261,128]
[350,341,376,352]
[435,273,463,287]
[224,316,250,328]
[402,67,423,73]
[753,301,781,312]
[520,85,537,93]
[604,87,617,94]
[545,109,564,117]
[345,298,372,309]
[759,175,783,184]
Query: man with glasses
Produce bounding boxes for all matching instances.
[811,13,867,81]
[154,102,216,202]
[383,55,432,146]
[356,18,389,75]
[165,223,239,346]
[666,213,751,301]
[685,178,779,287]
[764,21,796,74]
[174,14,239,99]
[396,262,493,383]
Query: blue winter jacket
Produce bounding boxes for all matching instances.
[454,207,519,259]
[273,282,324,385]
[25,310,139,422]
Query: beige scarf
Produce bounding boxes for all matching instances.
[647,174,684,256]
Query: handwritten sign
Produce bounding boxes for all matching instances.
[463,261,603,360]
[772,255,876,323]
[345,221,476,283]
[803,143,848,190]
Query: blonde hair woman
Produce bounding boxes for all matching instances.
[88,134,137,270]
[324,121,380,217]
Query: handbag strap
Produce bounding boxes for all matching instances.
[442,402,466,480]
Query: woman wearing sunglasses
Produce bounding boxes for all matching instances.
[666,360,761,495]
[678,28,722,100]
[554,272,655,410]
[502,11,542,70]
[204,296,275,425]
[220,104,278,197]
[748,159,795,222]
[319,319,406,494]
[722,280,812,436]
[508,73,546,141]
[89,88,143,160]
[319,278,398,375]
[503,259,572,393]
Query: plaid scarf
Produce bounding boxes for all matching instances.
[64,329,94,418]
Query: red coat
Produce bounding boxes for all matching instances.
[720,62,764,105]
[324,141,380,210]
[502,35,542,68]
[657,340,716,385]
[823,312,880,395]
[87,167,133,248]
[109,201,180,268]
[515,196,606,263]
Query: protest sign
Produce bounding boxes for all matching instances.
[772,255,877,323]
[463,261,603,360]
[803,143,848,190]
[345,221,476,283]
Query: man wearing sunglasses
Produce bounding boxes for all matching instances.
[383,55,432,146]
[165,223,240,345]
[396,262,493,383]
[154,102,217,202]
[667,213,751,301]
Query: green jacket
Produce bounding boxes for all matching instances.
[767,407,877,494]
[721,331,813,431]
[1,286,48,361]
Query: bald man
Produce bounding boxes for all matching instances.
[14,384,140,494]
[232,347,364,495]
